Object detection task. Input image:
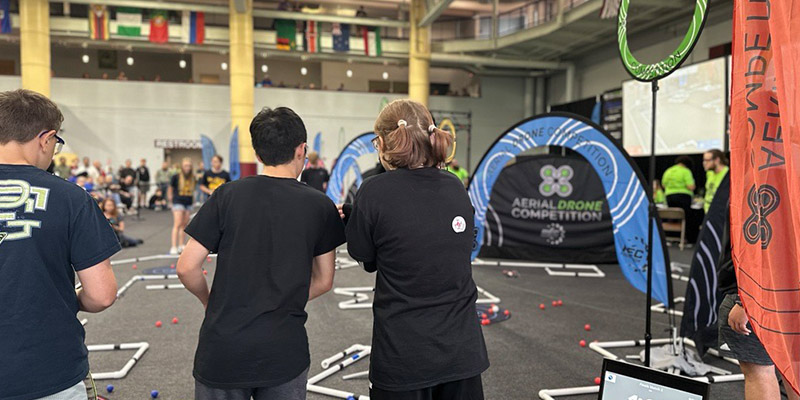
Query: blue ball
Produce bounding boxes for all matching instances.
[106,385,114,393]
[151,390,159,398]
[347,397,355,400]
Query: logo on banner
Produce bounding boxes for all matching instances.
[621,236,647,272]
[452,216,466,233]
[743,184,780,249]
[541,223,565,245]
[539,165,574,197]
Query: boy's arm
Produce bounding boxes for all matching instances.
[309,250,335,301]
[177,239,211,308]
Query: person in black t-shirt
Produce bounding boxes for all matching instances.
[346,99,489,400]
[300,151,329,192]
[199,154,231,196]
[177,107,345,399]
[169,157,196,255]
[136,158,151,208]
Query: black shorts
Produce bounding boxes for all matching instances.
[370,375,484,400]
[718,293,774,365]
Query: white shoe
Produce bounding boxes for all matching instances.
[169,246,179,255]
[178,245,185,254]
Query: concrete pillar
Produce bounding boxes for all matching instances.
[408,0,430,106]
[20,0,51,97]
[229,0,256,176]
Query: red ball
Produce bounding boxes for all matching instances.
[584,324,592,331]
[503,310,510,316]
[172,317,179,324]
[203,269,208,275]
[480,313,487,319]
[480,319,490,326]
[132,264,137,270]
[170,264,176,269]
[551,300,558,307]
[557,300,563,306]
[579,340,587,347]
[155,321,162,328]
[207,257,212,263]
[594,377,601,385]
[539,304,545,310]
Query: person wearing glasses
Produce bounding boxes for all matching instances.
[702,149,729,213]
[0,89,120,399]
[177,107,344,399]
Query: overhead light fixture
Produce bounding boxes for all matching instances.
[126,56,134,66]
[301,67,308,76]
[81,54,89,64]
[221,62,228,71]
[261,64,268,73]
[346,69,353,78]
[382,72,389,80]
[179,59,187,69]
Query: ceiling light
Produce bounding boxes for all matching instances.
[261,64,268,73]
[81,54,89,64]
[301,67,308,76]
[346,69,353,78]
[179,59,187,69]
[382,72,389,80]
[126,56,134,66]
[221,62,228,71]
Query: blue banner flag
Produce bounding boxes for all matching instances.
[0,0,11,34]
[313,132,322,154]
[326,132,376,203]
[229,127,240,181]
[200,135,216,171]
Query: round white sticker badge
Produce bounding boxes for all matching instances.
[452,216,467,233]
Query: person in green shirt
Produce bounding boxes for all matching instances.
[446,158,469,187]
[662,155,696,214]
[53,156,72,179]
[702,149,729,213]
[653,179,666,205]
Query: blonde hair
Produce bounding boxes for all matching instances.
[373,99,453,169]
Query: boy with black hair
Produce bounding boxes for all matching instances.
[177,107,345,400]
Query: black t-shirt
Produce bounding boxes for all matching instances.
[201,170,232,193]
[119,167,136,180]
[346,167,489,391]
[716,204,737,296]
[0,164,121,399]
[300,167,330,192]
[170,174,195,206]
[184,175,346,388]
[136,166,150,183]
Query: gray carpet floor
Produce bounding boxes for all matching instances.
[79,209,749,399]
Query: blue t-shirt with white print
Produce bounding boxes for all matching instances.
[0,164,121,400]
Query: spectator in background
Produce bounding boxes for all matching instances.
[446,158,469,187]
[97,175,122,206]
[53,156,71,179]
[661,155,695,216]
[169,157,196,255]
[156,161,172,198]
[356,5,367,17]
[101,72,109,79]
[200,155,231,196]
[702,149,729,213]
[149,188,167,211]
[154,75,162,82]
[101,198,142,248]
[337,83,344,91]
[260,75,272,86]
[300,152,329,192]
[653,179,666,205]
[195,161,207,205]
[93,160,105,179]
[119,159,136,182]
[136,158,151,209]
[118,175,135,210]
[76,156,99,180]
[116,71,128,81]
[69,157,79,176]
[82,73,90,79]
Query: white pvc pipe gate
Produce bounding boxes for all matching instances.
[87,342,150,380]
[471,258,605,278]
[334,286,501,310]
[307,344,371,400]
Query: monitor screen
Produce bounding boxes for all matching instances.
[599,359,709,400]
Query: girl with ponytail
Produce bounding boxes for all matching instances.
[345,99,488,400]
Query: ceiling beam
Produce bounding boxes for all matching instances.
[420,0,456,27]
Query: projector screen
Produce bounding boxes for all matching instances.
[622,58,726,156]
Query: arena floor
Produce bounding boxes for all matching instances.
[81,209,747,399]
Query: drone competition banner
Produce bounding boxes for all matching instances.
[326,132,376,204]
[480,154,616,264]
[730,1,800,393]
[469,113,672,306]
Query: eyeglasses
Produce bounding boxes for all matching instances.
[39,129,65,155]
[371,136,380,151]
[702,158,714,162]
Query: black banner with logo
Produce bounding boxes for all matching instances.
[479,155,617,263]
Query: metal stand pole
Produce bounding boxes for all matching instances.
[645,79,659,367]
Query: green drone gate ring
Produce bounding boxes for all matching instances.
[617,0,709,82]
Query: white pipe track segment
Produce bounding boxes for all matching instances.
[80,318,88,326]
[321,344,370,368]
[472,259,605,278]
[86,342,149,380]
[117,274,179,298]
[342,371,370,380]
[335,257,360,270]
[110,254,217,266]
[652,297,685,317]
[539,338,743,399]
[307,345,371,400]
[145,284,186,290]
[335,286,501,309]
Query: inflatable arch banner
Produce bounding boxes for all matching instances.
[326,132,376,204]
[469,113,672,305]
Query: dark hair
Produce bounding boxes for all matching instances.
[675,155,693,169]
[0,89,64,145]
[250,107,307,166]
[374,99,453,169]
[212,154,223,163]
[704,149,728,166]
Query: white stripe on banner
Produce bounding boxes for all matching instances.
[613,190,646,234]
[610,172,637,215]
[488,203,504,247]
[700,241,719,323]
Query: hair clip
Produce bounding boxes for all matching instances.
[428,124,436,133]
[397,119,407,127]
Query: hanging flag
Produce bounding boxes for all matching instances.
[181,11,205,44]
[229,127,240,181]
[600,0,621,19]
[363,27,382,57]
[730,0,800,394]
[313,132,322,155]
[88,5,110,41]
[200,135,216,172]
[332,23,350,52]
[149,10,169,43]
[0,0,11,35]
[116,7,142,37]
[303,21,321,53]
[679,174,729,355]
[275,19,296,51]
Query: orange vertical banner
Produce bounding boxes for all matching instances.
[730,0,800,394]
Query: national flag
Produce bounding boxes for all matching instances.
[332,23,350,52]
[679,174,729,355]
[275,19,296,51]
[303,21,321,53]
[0,0,11,35]
[148,10,169,43]
[730,0,800,394]
[88,5,109,40]
[181,11,204,44]
[363,27,381,57]
[116,7,141,37]
[600,0,621,19]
